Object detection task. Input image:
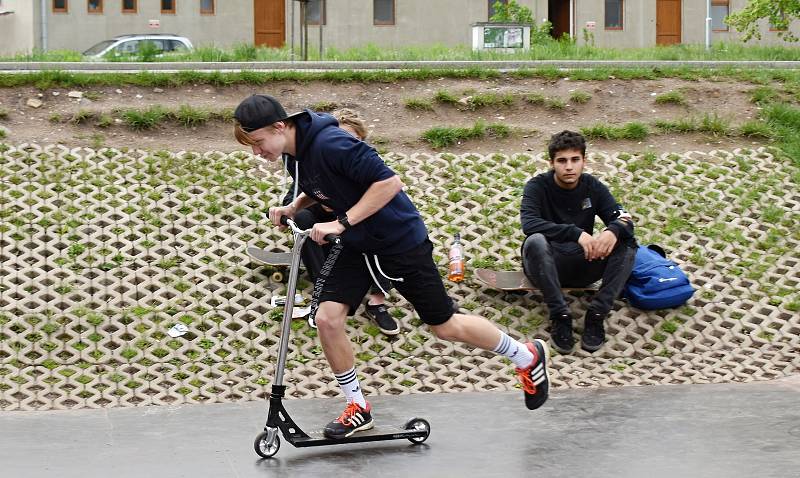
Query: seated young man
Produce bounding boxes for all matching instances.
[520,130,637,353]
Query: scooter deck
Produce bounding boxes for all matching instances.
[287,425,428,447]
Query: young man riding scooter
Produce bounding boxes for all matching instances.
[234,94,552,439]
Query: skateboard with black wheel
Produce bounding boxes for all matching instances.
[474,268,597,292]
[246,246,303,282]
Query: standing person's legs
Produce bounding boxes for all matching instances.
[313,248,375,439]
[384,239,551,411]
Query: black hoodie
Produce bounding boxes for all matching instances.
[285,111,428,255]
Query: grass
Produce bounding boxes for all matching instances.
[569,90,592,104]
[0,108,8,120]
[421,120,512,148]
[311,101,338,112]
[120,106,167,130]
[173,105,211,127]
[404,98,435,111]
[739,120,774,139]
[698,113,732,136]
[4,65,800,90]
[750,86,780,105]
[653,117,698,133]
[71,110,95,125]
[654,90,687,106]
[525,93,566,109]
[581,122,649,140]
[0,128,6,139]
[461,92,515,110]
[433,90,460,105]
[760,102,800,165]
[5,41,800,62]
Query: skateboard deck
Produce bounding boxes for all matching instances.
[474,268,597,292]
[246,246,297,267]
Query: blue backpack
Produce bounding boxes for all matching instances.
[624,245,695,310]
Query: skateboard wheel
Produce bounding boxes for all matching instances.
[271,272,283,282]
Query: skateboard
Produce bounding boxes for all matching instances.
[474,268,598,292]
[246,246,304,282]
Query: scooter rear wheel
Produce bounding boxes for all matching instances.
[404,418,431,444]
[254,429,281,458]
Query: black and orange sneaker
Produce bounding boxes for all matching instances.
[515,339,551,410]
[323,401,374,439]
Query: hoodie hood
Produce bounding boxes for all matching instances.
[295,110,338,160]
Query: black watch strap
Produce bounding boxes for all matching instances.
[337,214,352,230]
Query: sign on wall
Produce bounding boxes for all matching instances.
[483,26,524,48]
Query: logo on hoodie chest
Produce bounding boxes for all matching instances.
[312,188,331,201]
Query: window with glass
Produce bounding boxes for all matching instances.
[53,0,68,13]
[711,0,729,31]
[122,0,136,13]
[488,0,508,20]
[605,0,623,30]
[161,0,175,14]
[200,0,214,15]
[374,0,394,25]
[88,0,102,13]
[305,0,325,25]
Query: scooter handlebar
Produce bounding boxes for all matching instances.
[279,216,340,244]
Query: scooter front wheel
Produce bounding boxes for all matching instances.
[254,429,281,458]
[404,418,431,444]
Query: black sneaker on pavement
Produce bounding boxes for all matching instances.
[550,313,574,354]
[516,339,550,410]
[581,311,606,352]
[365,303,400,336]
[323,401,374,439]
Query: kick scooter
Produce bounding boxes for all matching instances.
[253,217,431,458]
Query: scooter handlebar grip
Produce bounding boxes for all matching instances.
[279,216,290,226]
[324,234,340,244]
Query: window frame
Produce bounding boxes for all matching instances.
[122,0,137,14]
[200,0,214,15]
[305,0,325,26]
[161,0,176,14]
[488,0,508,21]
[604,0,624,31]
[53,0,68,13]
[710,0,729,32]
[373,0,395,26]
[87,0,103,14]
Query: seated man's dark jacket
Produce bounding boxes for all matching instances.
[520,171,636,247]
[284,110,427,255]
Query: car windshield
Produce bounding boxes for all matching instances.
[83,40,115,56]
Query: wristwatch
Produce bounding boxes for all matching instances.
[337,214,352,230]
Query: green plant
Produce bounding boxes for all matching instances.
[136,40,160,62]
[462,92,515,110]
[699,113,732,136]
[569,90,592,104]
[71,109,94,125]
[96,114,113,128]
[0,108,8,120]
[421,121,487,148]
[173,105,211,127]
[404,98,435,111]
[0,128,6,139]
[655,90,687,105]
[489,0,533,24]
[311,101,338,112]
[738,120,774,138]
[121,106,167,130]
[434,90,460,105]
[750,86,779,104]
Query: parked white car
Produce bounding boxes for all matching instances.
[82,34,193,60]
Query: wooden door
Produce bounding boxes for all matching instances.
[656,0,681,45]
[254,0,285,47]
[549,0,571,40]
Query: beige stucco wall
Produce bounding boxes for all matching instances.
[287,0,544,51]
[574,0,800,48]
[0,0,36,56]
[39,1,253,52]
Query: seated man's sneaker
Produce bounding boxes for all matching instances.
[323,401,374,439]
[365,303,400,336]
[581,311,606,352]
[516,339,550,410]
[550,313,574,353]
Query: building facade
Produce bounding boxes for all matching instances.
[0,0,797,57]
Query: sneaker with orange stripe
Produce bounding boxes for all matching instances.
[515,339,551,410]
[323,401,374,439]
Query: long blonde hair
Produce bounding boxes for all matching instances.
[332,108,369,141]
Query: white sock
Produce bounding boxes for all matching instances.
[493,332,534,369]
[334,367,367,408]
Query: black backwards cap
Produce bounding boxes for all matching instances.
[234,94,303,132]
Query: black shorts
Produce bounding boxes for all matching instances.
[317,238,454,326]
